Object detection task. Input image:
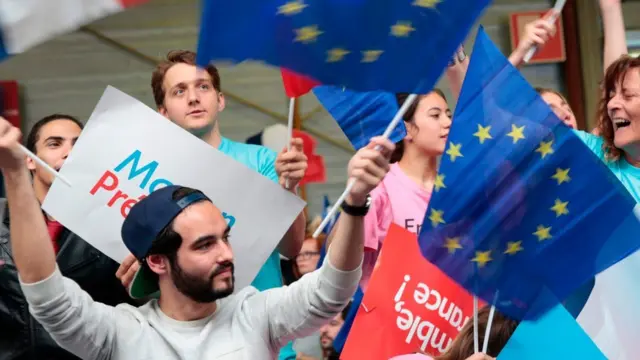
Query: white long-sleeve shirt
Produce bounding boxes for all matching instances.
[20,253,361,360]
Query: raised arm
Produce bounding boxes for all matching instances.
[274,137,308,258]
[0,118,128,360]
[254,137,394,348]
[444,46,471,102]
[327,137,394,271]
[599,0,628,72]
[0,120,56,282]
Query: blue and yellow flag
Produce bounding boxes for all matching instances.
[418,27,640,320]
[196,0,491,93]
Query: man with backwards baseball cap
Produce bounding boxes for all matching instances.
[0,116,394,359]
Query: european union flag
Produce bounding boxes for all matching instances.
[313,85,406,150]
[196,0,492,93]
[498,289,605,359]
[418,27,640,320]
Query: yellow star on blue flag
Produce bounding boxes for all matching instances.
[196,0,492,93]
[417,27,640,321]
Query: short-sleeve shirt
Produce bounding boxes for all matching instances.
[217,136,282,291]
[360,163,432,290]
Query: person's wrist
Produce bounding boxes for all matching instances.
[516,41,530,54]
[345,194,367,207]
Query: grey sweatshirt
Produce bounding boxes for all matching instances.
[20,253,361,360]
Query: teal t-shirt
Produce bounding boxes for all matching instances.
[574,130,640,203]
[217,136,283,290]
[217,137,296,360]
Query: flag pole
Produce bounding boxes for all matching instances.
[473,296,480,353]
[523,0,566,63]
[19,144,72,186]
[482,291,500,353]
[285,97,295,189]
[312,93,418,238]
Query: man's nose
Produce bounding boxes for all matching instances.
[62,142,74,159]
[218,241,234,263]
[187,87,200,104]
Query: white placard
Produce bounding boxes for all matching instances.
[43,86,305,289]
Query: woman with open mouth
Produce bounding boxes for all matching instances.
[582,55,640,201]
[566,0,640,203]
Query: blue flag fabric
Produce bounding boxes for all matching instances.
[313,86,406,150]
[498,288,605,359]
[196,0,491,93]
[418,27,640,321]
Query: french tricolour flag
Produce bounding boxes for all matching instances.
[0,0,146,60]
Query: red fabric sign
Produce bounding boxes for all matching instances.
[342,224,480,359]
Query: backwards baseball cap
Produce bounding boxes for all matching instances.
[121,185,210,299]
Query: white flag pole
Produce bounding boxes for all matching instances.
[312,93,418,238]
[523,0,566,63]
[19,144,72,186]
[285,97,295,189]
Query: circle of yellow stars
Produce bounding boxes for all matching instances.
[277,0,579,274]
[432,117,576,269]
[276,0,441,63]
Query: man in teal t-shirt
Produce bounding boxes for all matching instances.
[217,136,292,291]
[150,50,307,359]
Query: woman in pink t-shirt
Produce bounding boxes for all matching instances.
[359,89,452,289]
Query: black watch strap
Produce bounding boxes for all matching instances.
[340,195,371,217]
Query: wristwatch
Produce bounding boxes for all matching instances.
[448,47,467,67]
[340,195,371,217]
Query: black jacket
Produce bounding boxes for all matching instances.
[0,199,136,359]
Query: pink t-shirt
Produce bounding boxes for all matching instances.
[360,163,432,290]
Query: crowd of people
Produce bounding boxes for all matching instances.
[0,0,638,359]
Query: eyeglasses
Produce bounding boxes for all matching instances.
[296,251,320,260]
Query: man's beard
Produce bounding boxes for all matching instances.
[320,334,334,350]
[170,259,234,303]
